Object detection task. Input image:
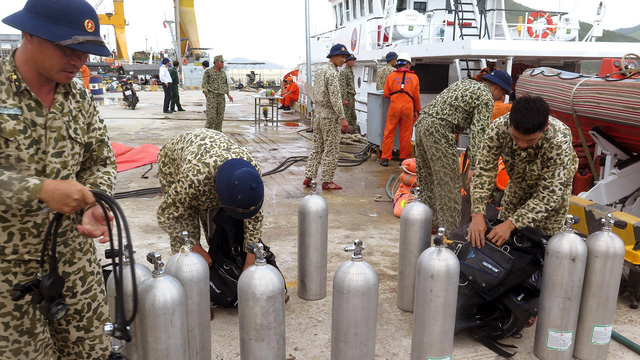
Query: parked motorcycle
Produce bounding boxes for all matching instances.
[120,72,139,110]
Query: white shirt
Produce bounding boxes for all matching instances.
[159,65,172,84]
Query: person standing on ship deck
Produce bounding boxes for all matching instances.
[376,51,398,91]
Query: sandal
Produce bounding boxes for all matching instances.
[322,182,342,190]
[303,177,312,187]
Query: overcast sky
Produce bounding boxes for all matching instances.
[0,0,635,69]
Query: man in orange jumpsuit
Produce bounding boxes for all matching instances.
[80,64,91,90]
[279,76,299,110]
[380,52,421,166]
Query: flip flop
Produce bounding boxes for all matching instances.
[322,182,342,190]
[303,178,312,187]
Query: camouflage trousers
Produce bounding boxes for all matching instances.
[205,94,226,131]
[343,97,357,128]
[304,115,341,183]
[0,241,110,360]
[415,118,461,235]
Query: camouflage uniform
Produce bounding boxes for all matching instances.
[376,63,396,91]
[471,116,578,236]
[339,66,357,128]
[0,51,116,359]
[304,63,345,183]
[414,79,494,234]
[202,67,229,131]
[157,129,263,253]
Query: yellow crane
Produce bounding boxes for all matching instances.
[96,0,200,61]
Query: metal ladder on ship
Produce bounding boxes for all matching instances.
[450,0,490,40]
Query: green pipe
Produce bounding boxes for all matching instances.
[385,174,396,200]
[613,330,640,355]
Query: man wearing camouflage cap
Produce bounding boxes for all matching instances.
[202,54,233,131]
[375,51,398,90]
[0,0,116,358]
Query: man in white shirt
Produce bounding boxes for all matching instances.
[159,57,173,113]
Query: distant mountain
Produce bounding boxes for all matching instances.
[509,0,639,42]
[613,24,640,40]
[227,57,286,70]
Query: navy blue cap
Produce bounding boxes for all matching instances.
[216,159,264,220]
[385,51,398,62]
[346,55,357,61]
[482,69,513,93]
[2,0,111,57]
[327,43,350,58]
[161,58,170,64]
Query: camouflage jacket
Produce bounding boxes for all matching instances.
[471,115,578,235]
[157,129,263,251]
[202,67,229,95]
[376,64,396,90]
[0,51,116,260]
[313,63,345,120]
[339,66,356,100]
[417,79,494,169]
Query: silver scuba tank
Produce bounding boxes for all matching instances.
[165,231,211,360]
[137,253,188,360]
[410,227,459,360]
[534,215,588,360]
[331,239,379,360]
[397,187,432,312]
[238,242,286,360]
[574,214,626,360]
[298,180,329,300]
[106,245,152,360]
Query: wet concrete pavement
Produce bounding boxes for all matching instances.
[97,89,640,359]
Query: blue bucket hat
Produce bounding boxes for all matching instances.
[2,0,111,57]
[346,55,357,61]
[161,58,170,65]
[216,159,264,220]
[482,69,513,93]
[327,43,350,58]
[385,51,398,63]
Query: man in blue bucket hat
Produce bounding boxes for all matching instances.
[303,43,350,191]
[414,69,512,236]
[0,0,117,359]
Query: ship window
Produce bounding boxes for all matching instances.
[352,0,358,19]
[414,1,427,14]
[338,2,344,26]
[333,5,338,27]
[345,0,351,21]
[360,0,365,17]
[396,0,407,12]
[369,0,374,14]
[357,76,362,88]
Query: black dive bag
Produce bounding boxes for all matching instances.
[448,219,548,358]
[206,208,283,308]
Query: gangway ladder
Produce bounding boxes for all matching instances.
[454,58,485,81]
[450,0,489,40]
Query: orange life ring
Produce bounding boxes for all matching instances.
[182,58,188,66]
[526,11,553,39]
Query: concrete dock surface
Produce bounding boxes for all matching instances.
[97,88,640,359]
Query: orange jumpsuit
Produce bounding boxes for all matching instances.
[382,69,421,160]
[280,82,299,107]
[491,100,512,121]
[80,65,91,90]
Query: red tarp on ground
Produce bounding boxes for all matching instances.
[110,142,160,172]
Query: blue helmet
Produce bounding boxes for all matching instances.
[2,0,111,57]
[326,43,350,58]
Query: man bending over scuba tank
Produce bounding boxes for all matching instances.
[467,96,578,247]
[157,128,264,269]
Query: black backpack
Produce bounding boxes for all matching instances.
[206,208,284,308]
[448,220,548,358]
